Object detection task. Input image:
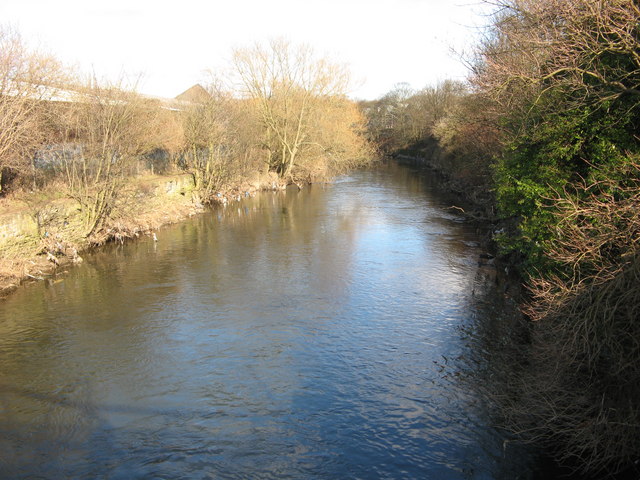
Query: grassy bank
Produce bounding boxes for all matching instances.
[0,170,286,297]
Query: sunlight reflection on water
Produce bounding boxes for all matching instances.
[0,163,541,479]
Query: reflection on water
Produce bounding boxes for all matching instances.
[0,163,540,479]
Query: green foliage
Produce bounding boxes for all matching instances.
[456,1,640,474]
[494,95,640,275]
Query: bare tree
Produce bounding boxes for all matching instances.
[55,79,160,237]
[475,0,640,115]
[181,84,243,202]
[363,80,468,152]
[0,26,65,191]
[232,39,354,179]
[298,95,374,180]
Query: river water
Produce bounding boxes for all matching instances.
[0,163,541,479]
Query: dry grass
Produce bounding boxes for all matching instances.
[0,170,297,297]
[0,174,198,293]
[498,161,640,476]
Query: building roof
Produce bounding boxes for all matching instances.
[175,84,211,104]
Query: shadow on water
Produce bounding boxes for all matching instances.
[0,162,552,479]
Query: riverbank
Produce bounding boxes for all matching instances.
[0,171,287,298]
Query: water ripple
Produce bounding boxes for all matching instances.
[0,165,541,479]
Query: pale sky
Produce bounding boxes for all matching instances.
[0,0,492,100]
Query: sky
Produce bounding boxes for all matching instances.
[0,0,493,100]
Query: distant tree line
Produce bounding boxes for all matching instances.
[0,30,373,238]
[361,79,496,206]
[363,0,640,476]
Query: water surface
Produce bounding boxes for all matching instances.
[0,164,538,478]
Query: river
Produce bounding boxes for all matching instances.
[0,163,542,479]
